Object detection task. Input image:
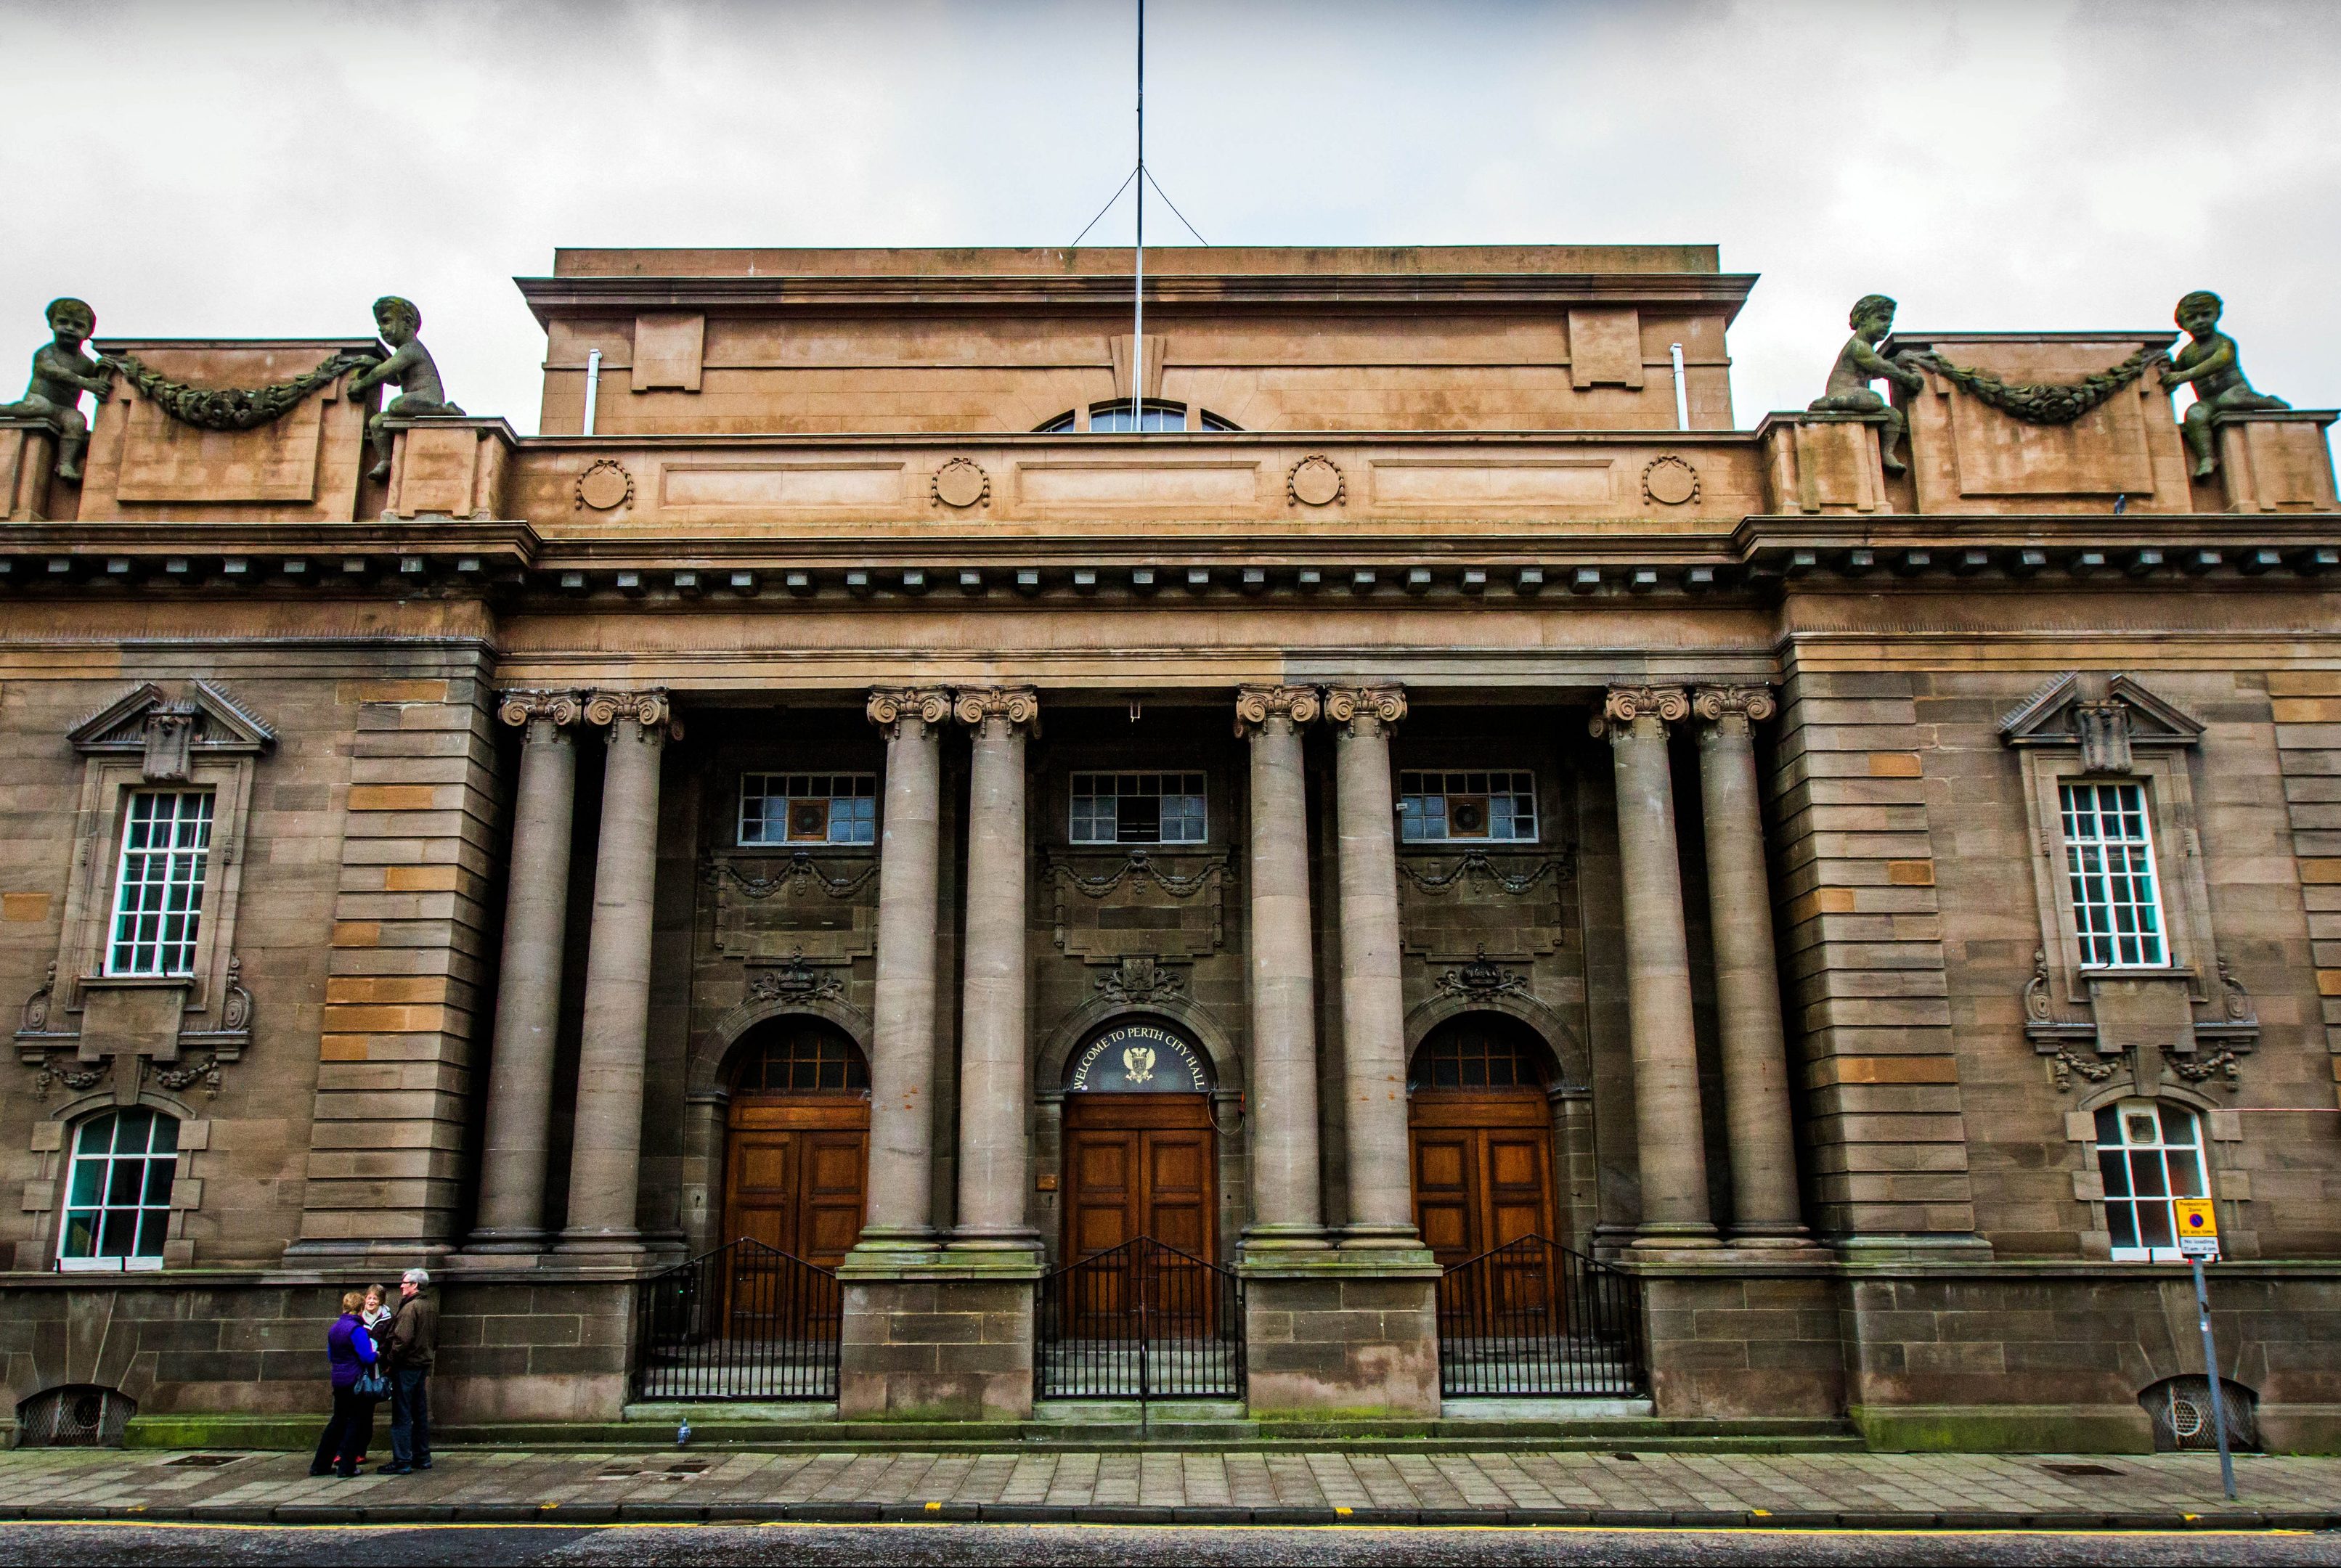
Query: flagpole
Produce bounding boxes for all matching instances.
[1132,0,1144,433]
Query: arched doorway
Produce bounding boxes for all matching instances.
[1408,1013,1560,1267]
[721,1017,871,1269]
[1059,1018,1217,1261]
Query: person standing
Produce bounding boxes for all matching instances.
[353,1284,391,1468]
[382,1267,438,1475]
[309,1291,381,1479]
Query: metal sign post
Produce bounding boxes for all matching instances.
[2173,1196,2236,1502]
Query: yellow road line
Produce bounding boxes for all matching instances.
[0,1518,2312,1538]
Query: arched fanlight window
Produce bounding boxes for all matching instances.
[731,1018,870,1093]
[2095,1098,2210,1262]
[1035,401,1239,433]
[58,1108,179,1270]
[1408,1013,1555,1091]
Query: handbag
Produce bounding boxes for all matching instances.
[353,1366,388,1400]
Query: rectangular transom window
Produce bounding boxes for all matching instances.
[2096,1099,2207,1262]
[1070,772,1208,845]
[59,1107,179,1270]
[739,774,877,846]
[105,791,214,977]
[2061,781,2167,968]
[1399,771,1537,844]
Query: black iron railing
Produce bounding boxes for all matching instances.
[1436,1233,1645,1397]
[631,1238,840,1401]
[1035,1237,1244,1402]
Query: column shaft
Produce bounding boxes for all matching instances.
[953,690,1037,1245]
[471,698,580,1248]
[860,690,946,1244]
[1603,688,1719,1246]
[558,695,669,1251]
[1695,690,1810,1244]
[1329,687,1422,1249]
[1237,687,1326,1248]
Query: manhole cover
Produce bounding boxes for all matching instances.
[2040,1463,2125,1478]
[164,1454,243,1469]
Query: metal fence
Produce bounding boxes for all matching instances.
[630,1237,841,1401]
[1435,1233,1645,1397]
[1035,1237,1245,1402]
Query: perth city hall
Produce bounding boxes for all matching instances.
[1,245,2338,1455]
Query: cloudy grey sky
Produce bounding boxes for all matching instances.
[3,0,2334,433]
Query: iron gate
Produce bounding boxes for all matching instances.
[631,1238,841,1400]
[1436,1233,1645,1397]
[1035,1237,1245,1401]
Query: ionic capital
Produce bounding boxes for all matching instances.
[584,688,678,740]
[1234,684,1322,736]
[952,685,1041,735]
[1691,685,1778,727]
[497,689,585,730]
[1323,684,1407,733]
[1589,684,1689,740]
[866,686,951,737]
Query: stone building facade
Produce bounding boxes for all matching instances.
[1,245,2337,1450]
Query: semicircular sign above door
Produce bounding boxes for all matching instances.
[1067,1021,1211,1093]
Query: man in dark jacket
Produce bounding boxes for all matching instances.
[382,1267,438,1474]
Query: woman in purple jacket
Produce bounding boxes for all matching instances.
[309,1290,382,1478]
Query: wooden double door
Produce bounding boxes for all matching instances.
[1409,1090,1558,1268]
[722,1095,870,1269]
[1061,1093,1217,1261]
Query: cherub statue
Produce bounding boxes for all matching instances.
[1809,293,1927,475]
[0,297,113,481]
[343,295,463,481]
[2159,290,2288,478]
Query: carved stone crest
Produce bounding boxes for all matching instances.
[1286,455,1344,507]
[1641,454,1700,507]
[931,458,990,510]
[1095,955,1188,1005]
[1433,944,1530,1001]
[747,948,847,1005]
[575,460,634,512]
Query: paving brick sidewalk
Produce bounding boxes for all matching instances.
[0,1447,2336,1530]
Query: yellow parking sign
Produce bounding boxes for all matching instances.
[2174,1197,2220,1259]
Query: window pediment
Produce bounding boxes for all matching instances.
[68,681,277,780]
[2000,673,2202,772]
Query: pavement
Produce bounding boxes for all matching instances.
[4,1519,2340,1567]
[0,1445,2336,1533]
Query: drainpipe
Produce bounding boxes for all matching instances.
[582,348,602,436]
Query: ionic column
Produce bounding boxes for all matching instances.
[1693,685,1812,1246]
[468,690,584,1251]
[857,687,950,1249]
[1235,685,1327,1251]
[950,686,1041,1249]
[1595,685,1719,1248]
[557,690,674,1253]
[1325,685,1425,1252]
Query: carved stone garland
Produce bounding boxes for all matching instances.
[104,348,382,431]
[1909,346,2162,426]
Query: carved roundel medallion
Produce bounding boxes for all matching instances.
[1287,454,1345,507]
[576,460,634,512]
[1641,454,1700,507]
[932,457,990,510]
